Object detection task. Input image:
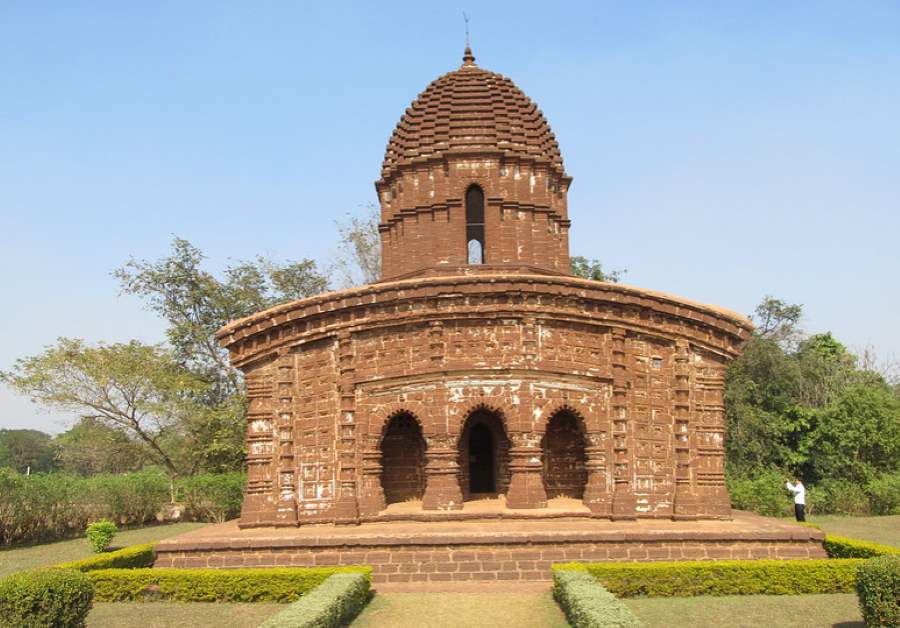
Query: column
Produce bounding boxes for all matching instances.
[672,340,699,519]
[357,435,385,516]
[582,430,612,516]
[334,331,360,524]
[611,329,636,519]
[505,432,547,509]
[422,436,464,510]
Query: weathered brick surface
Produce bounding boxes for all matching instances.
[155,539,828,582]
[215,49,754,528]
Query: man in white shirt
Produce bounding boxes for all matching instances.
[785,479,806,522]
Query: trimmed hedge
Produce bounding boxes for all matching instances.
[259,572,371,628]
[55,543,156,572]
[0,568,94,628]
[823,535,900,559]
[552,568,642,627]
[556,559,862,597]
[856,555,900,626]
[86,566,371,602]
[85,519,118,553]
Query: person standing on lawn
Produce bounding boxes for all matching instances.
[785,479,806,522]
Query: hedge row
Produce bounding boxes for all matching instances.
[552,568,643,627]
[0,469,245,545]
[0,569,94,628]
[260,572,371,628]
[55,543,157,572]
[86,566,371,603]
[856,555,900,626]
[822,535,900,559]
[554,559,862,598]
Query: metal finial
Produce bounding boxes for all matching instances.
[462,12,475,66]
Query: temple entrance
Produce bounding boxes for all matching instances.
[542,411,587,499]
[468,424,495,493]
[380,412,426,504]
[459,409,510,499]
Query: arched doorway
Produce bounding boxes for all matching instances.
[542,411,587,499]
[380,413,426,504]
[459,408,510,498]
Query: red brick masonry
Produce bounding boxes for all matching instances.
[154,510,827,583]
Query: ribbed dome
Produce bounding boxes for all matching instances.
[380,49,565,180]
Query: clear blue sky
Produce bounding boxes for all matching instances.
[1,2,898,433]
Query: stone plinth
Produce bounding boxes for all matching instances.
[154,510,827,583]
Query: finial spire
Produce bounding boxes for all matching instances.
[462,12,475,66]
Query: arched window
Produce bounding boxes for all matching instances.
[466,185,485,264]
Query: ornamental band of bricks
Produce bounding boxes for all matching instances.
[217,49,753,527]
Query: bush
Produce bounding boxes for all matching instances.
[824,536,900,559]
[177,472,245,523]
[557,559,862,598]
[808,480,870,516]
[0,569,94,628]
[0,469,246,546]
[552,568,642,627]
[86,519,118,553]
[260,572,371,628]
[87,566,371,602]
[856,555,900,626]
[865,472,900,516]
[56,543,157,571]
[726,469,792,517]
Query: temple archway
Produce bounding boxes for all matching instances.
[542,410,588,499]
[459,408,510,498]
[380,412,426,504]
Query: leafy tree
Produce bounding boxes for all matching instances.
[331,204,381,287]
[807,381,900,483]
[54,417,149,475]
[0,338,211,492]
[751,296,803,349]
[569,256,626,283]
[0,429,57,473]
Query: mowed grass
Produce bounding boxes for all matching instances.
[809,514,900,547]
[352,591,568,628]
[0,522,207,578]
[626,593,863,627]
[88,602,283,628]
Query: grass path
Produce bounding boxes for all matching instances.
[87,602,282,628]
[0,522,206,578]
[626,593,864,627]
[352,590,568,628]
[809,514,900,547]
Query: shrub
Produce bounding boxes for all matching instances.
[0,569,94,628]
[87,566,371,602]
[808,480,870,516]
[86,519,118,553]
[56,543,157,571]
[856,555,900,626]
[177,472,245,523]
[557,559,861,598]
[260,572,371,628]
[865,472,900,516]
[824,535,900,559]
[552,568,642,627]
[726,469,792,517]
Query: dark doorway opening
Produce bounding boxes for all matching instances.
[468,424,495,493]
[459,409,510,499]
[542,411,588,499]
[380,413,426,504]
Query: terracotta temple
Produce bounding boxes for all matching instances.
[215,47,754,527]
[155,48,828,581]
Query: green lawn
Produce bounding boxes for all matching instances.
[352,591,568,628]
[809,514,900,547]
[0,522,207,578]
[626,593,863,627]
[87,602,282,628]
